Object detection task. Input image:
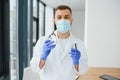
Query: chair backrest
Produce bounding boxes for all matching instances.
[22,67,40,80]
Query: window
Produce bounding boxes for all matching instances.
[39,3,54,37]
[33,0,39,45]
[10,0,19,80]
[0,0,10,80]
[0,0,37,80]
[33,21,37,43]
[39,2,45,37]
[10,0,33,80]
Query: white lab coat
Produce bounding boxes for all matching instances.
[30,31,88,80]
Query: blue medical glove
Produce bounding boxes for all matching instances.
[69,48,81,65]
[41,39,56,60]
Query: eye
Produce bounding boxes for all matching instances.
[65,16,70,19]
[57,16,62,19]
[64,16,70,19]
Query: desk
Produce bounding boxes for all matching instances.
[79,67,120,80]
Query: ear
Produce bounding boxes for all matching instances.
[70,18,73,25]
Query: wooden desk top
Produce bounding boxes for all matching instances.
[79,67,120,80]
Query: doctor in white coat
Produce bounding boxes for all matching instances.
[30,5,88,80]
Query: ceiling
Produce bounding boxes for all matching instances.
[41,0,85,11]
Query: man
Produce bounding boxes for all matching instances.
[30,5,88,80]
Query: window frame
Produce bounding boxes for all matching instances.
[0,0,10,80]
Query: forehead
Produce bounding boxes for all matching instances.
[55,9,71,16]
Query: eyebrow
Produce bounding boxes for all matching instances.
[57,15,71,17]
[65,15,70,16]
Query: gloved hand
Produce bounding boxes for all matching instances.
[41,39,56,60]
[69,48,81,65]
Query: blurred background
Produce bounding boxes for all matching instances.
[0,0,120,80]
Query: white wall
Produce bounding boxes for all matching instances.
[45,6,54,36]
[71,11,85,41]
[85,0,120,67]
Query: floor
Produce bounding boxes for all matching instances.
[79,67,120,80]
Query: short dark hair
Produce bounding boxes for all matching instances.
[55,5,72,14]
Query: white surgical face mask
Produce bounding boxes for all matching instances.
[56,20,71,33]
